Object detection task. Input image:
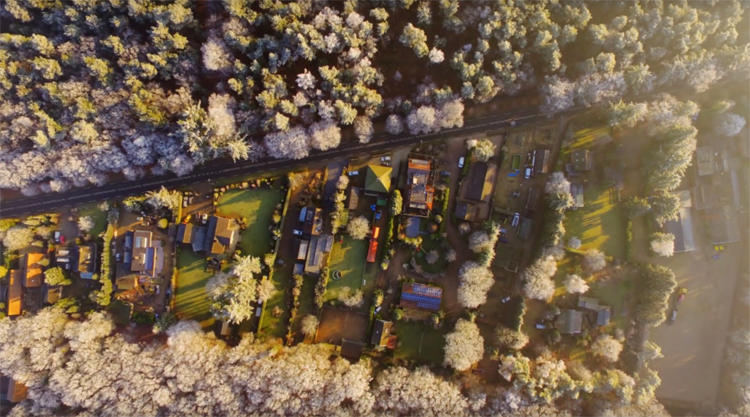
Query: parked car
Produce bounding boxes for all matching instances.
[440,170,451,177]
[524,167,532,179]
[458,156,465,168]
[115,253,121,262]
[182,197,189,207]
[669,309,677,323]
[59,235,66,244]
[535,323,547,329]
[501,296,511,303]
[374,306,382,314]
[293,229,303,236]
[511,213,520,227]
[380,156,391,162]
[53,231,61,243]
[201,213,208,224]
[375,210,382,221]
[348,170,359,176]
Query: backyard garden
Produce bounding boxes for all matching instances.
[174,248,215,328]
[324,235,377,311]
[393,321,448,365]
[216,183,284,258]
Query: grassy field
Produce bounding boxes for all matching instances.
[79,202,109,237]
[563,183,626,259]
[106,300,132,325]
[393,321,447,364]
[291,275,317,336]
[174,249,214,328]
[324,236,369,303]
[415,237,449,274]
[217,188,283,257]
[259,264,290,340]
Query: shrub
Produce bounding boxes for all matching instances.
[633,264,677,327]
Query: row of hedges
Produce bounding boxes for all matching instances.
[625,219,633,261]
[313,267,330,312]
[283,274,304,346]
[438,189,449,234]
[505,296,527,332]
[92,222,115,307]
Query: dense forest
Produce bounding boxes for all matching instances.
[0,308,671,417]
[0,0,747,194]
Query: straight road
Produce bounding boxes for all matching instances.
[1,107,565,217]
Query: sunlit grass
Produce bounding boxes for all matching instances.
[174,249,214,328]
[217,189,283,258]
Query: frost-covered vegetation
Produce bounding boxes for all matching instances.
[0,0,747,194]
[0,308,670,416]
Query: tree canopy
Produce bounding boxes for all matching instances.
[0,0,745,195]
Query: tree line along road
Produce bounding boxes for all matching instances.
[1,107,560,218]
[3,73,741,218]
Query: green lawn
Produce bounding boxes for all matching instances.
[106,299,132,325]
[217,189,283,258]
[174,249,214,328]
[259,264,290,339]
[291,275,317,335]
[325,236,368,302]
[394,321,447,364]
[564,183,626,260]
[79,202,108,237]
[415,237,449,274]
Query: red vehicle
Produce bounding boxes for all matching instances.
[59,234,66,244]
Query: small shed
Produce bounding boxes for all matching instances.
[534,149,551,175]
[341,339,365,361]
[296,239,310,261]
[596,307,611,326]
[578,296,599,310]
[348,187,360,210]
[371,320,393,348]
[556,310,583,334]
[518,217,533,240]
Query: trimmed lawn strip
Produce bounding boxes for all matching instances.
[393,321,447,364]
[174,249,214,328]
[292,275,317,334]
[259,264,290,339]
[217,189,283,258]
[563,183,626,260]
